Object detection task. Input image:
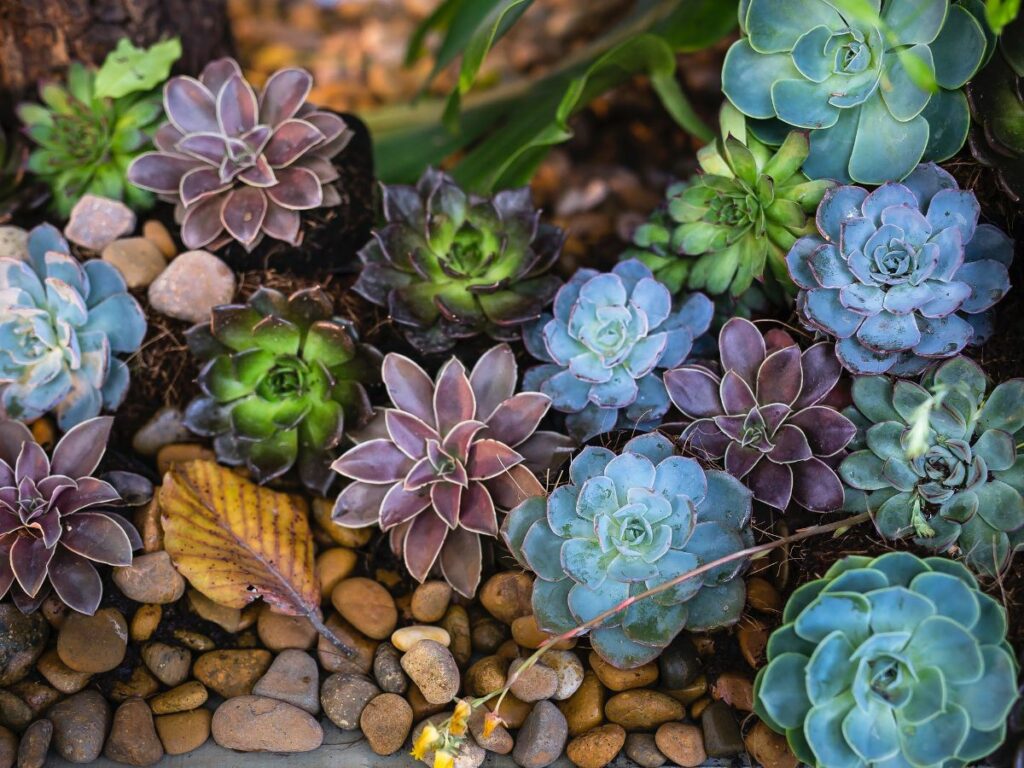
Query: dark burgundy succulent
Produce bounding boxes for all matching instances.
[665,318,855,512]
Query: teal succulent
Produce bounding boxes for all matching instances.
[723,0,989,184]
[503,432,753,669]
[840,356,1024,576]
[755,552,1019,768]
[0,224,146,430]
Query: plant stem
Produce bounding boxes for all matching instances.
[308,610,359,661]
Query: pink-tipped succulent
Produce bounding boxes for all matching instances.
[331,344,574,597]
[127,58,352,252]
[0,417,143,615]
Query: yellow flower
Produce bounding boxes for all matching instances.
[412,723,441,760]
[482,711,504,739]
[450,700,472,737]
[433,750,455,768]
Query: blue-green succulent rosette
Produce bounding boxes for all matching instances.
[523,259,713,442]
[787,164,1013,375]
[723,0,988,184]
[503,432,754,669]
[0,224,146,429]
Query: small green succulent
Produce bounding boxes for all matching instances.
[184,287,382,495]
[624,103,833,298]
[840,356,1024,576]
[755,552,1019,768]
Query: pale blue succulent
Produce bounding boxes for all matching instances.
[503,432,754,669]
[755,552,1019,768]
[0,224,146,429]
[523,259,713,442]
[723,0,988,183]
[787,164,1014,375]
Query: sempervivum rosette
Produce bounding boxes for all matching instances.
[666,317,856,512]
[128,58,352,252]
[331,344,574,597]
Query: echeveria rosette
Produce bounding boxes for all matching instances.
[183,286,381,495]
[840,356,1024,576]
[724,0,987,183]
[503,432,754,669]
[0,417,144,615]
[787,163,1014,376]
[128,58,353,252]
[523,259,713,443]
[666,318,856,513]
[353,169,564,355]
[754,552,1019,768]
[623,103,833,298]
[0,224,146,430]
[331,345,574,598]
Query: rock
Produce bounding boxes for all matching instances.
[57,608,126,674]
[471,617,507,654]
[466,655,508,697]
[479,572,533,625]
[141,642,191,687]
[0,226,28,261]
[509,657,559,702]
[411,713,485,768]
[113,552,185,605]
[558,670,605,736]
[49,690,111,763]
[745,720,799,768]
[9,681,58,717]
[372,643,407,694]
[605,691,684,730]
[36,649,90,694]
[655,722,705,767]
[133,499,163,554]
[142,220,176,259]
[131,408,191,457]
[186,590,256,633]
[103,698,164,766]
[314,548,358,600]
[0,605,48,686]
[401,640,460,704]
[566,723,626,768]
[664,674,708,706]
[701,701,744,757]
[658,636,701,689]
[331,578,397,640]
[101,238,166,289]
[155,444,216,478]
[40,595,68,630]
[0,691,31,730]
[148,250,235,323]
[154,709,211,755]
[129,605,162,643]
[410,581,452,622]
[317,614,377,674]
[321,673,379,730]
[311,498,373,547]
[512,614,575,650]
[212,696,322,753]
[256,607,317,651]
[468,701,514,754]
[109,666,161,703]
[542,649,584,700]
[407,683,448,722]
[485,691,532,729]
[589,651,658,692]
[496,639,521,660]
[625,733,666,768]
[513,699,568,768]
[171,631,214,652]
[711,672,754,712]
[359,693,412,756]
[193,650,272,698]
[440,605,472,667]
[391,625,450,651]
[738,619,769,668]
[149,682,208,715]
[16,719,51,768]
[65,195,135,251]
[0,726,13,768]
[252,650,319,714]
[746,577,782,613]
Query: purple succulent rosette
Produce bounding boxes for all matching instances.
[665,318,856,512]
[786,163,1014,375]
[523,259,713,443]
[331,344,574,597]
[128,58,353,252]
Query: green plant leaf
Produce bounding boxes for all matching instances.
[986,0,1021,33]
[95,37,182,99]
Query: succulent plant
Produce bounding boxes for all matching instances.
[332,344,575,597]
[0,224,147,430]
[840,356,1024,576]
[967,13,1024,202]
[754,552,1019,768]
[523,259,713,443]
[665,317,856,513]
[353,168,564,355]
[0,417,144,615]
[723,0,988,183]
[623,104,833,298]
[128,58,353,252]
[17,62,164,218]
[184,286,380,495]
[503,432,753,669]
[787,163,1014,376]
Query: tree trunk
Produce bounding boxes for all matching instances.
[0,0,233,121]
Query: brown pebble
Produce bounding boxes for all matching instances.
[143,220,176,259]
[314,548,357,600]
[321,673,379,730]
[0,691,30,730]
[257,606,317,651]
[211,696,322,752]
[332,578,398,640]
[8,681,58,717]
[625,733,667,767]
[605,690,684,730]
[172,630,215,652]
[154,709,211,755]
[193,649,272,698]
[133,498,163,554]
[468,699,514,754]
[16,719,51,768]
[691,697,711,718]
[665,674,708,705]
[744,719,800,768]
[400,639,460,704]
[141,642,191,687]
[410,581,452,623]
[655,722,706,767]
[738,619,768,668]
[440,604,472,668]
[130,605,162,643]
[149,681,208,715]
[40,596,67,630]
[156,444,216,477]
[311,497,373,548]
[512,614,575,650]
[187,590,256,633]
[0,605,48,686]
[407,683,448,721]
[509,657,559,702]
[112,552,185,604]
[485,691,533,729]
[711,672,754,712]
[50,690,111,763]
[104,697,164,766]
[589,651,657,691]
[471,617,507,653]
[391,625,450,651]
[467,655,510,696]
[558,670,605,736]
[317,614,377,674]
[0,725,15,768]
[359,693,412,756]
[57,608,127,673]
[746,577,782,613]
[36,649,91,694]
[109,666,161,702]
[479,572,533,625]
[566,723,626,768]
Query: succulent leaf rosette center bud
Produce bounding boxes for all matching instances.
[257,357,309,400]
